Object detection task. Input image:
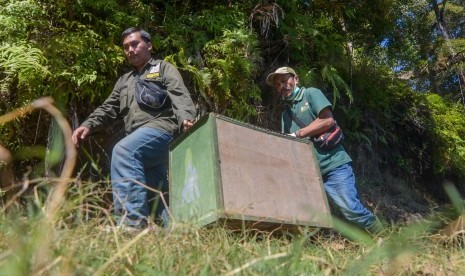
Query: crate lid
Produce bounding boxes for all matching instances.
[169,112,311,150]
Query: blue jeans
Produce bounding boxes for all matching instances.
[323,163,377,229]
[111,127,173,227]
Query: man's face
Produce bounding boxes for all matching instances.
[122,32,152,71]
[273,73,298,98]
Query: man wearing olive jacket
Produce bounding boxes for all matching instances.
[72,27,196,230]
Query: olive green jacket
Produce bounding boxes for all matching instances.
[81,58,196,136]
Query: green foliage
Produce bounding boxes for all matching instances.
[0,1,48,105]
[43,26,124,102]
[0,43,49,101]
[0,0,43,42]
[344,64,465,192]
[161,5,262,120]
[425,94,465,178]
[159,5,246,55]
[0,0,156,104]
[0,0,152,153]
[201,29,261,119]
[384,0,465,99]
[0,43,48,80]
[444,183,465,215]
[321,65,353,106]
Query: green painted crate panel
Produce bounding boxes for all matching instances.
[169,115,221,227]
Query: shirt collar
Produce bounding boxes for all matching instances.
[285,87,304,104]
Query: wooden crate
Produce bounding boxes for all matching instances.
[169,113,332,231]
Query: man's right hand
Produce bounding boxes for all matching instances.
[71,126,90,146]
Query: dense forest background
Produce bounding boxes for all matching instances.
[1,0,464,205]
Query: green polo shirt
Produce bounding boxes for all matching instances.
[281,87,351,175]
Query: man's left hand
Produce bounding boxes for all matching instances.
[182,120,194,132]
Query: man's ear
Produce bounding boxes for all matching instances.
[294,75,299,86]
[147,42,153,51]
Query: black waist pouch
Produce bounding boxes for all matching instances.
[135,78,170,111]
[310,123,344,151]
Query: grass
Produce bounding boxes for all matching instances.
[0,177,464,275]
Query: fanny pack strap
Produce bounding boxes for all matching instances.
[285,105,307,129]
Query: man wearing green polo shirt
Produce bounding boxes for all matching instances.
[266,67,384,236]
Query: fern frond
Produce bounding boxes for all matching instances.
[0,43,49,82]
[322,65,353,106]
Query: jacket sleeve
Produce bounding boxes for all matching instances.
[160,62,196,125]
[80,78,123,134]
